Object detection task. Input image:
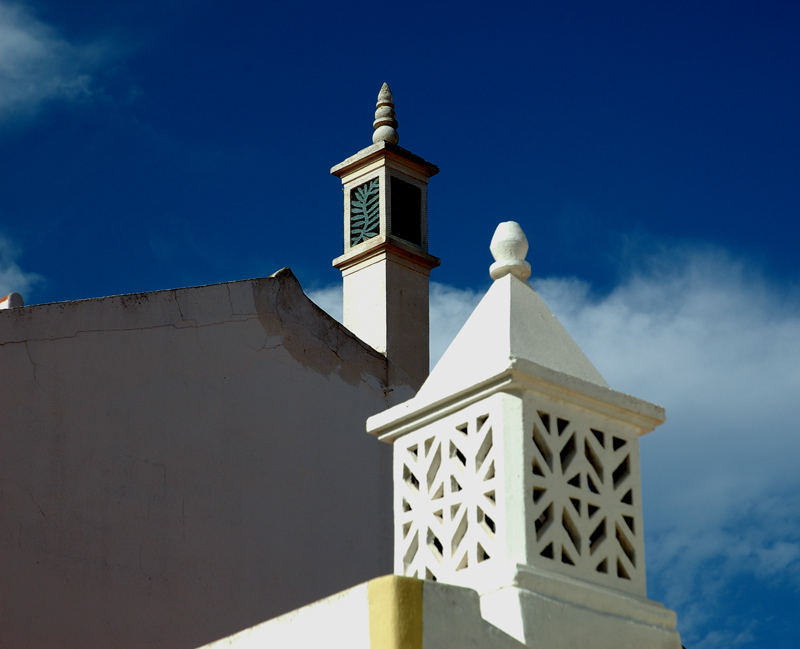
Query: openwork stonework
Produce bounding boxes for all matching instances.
[527,400,644,593]
[396,406,500,582]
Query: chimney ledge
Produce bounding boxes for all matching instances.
[367,358,665,443]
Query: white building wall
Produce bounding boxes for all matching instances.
[0,269,413,649]
[198,575,527,649]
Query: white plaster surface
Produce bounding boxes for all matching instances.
[339,241,436,388]
[489,222,531,281]
[0,269,413,649]
[417,274,609,407]
[420,580,526,649]
[481,581,681,649]
[199,582,372,649]
[197,577,527,649]
[340,247,389,353]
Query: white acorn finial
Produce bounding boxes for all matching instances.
[489,221,532,281]
[372,82,399,145]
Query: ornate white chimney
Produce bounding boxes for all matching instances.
[332,84,439,388]
[367,222,682,648]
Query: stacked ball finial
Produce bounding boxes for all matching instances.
[373,83,399,145]
[489,221,532,280]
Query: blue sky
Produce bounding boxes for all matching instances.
[1,1,799,647]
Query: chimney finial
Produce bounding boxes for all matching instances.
[489,221,532,280]
[372,83,399,145]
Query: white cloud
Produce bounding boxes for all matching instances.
[532,248,800,648]
[306,284,342,323]
[0,1,104,121]
[0,233,42,300]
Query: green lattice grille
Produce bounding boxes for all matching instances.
[350,178,380,246]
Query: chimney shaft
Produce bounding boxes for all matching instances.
[332,84,439,388]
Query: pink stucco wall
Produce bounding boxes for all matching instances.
[0,269,413,648]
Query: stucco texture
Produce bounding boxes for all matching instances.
[0,269,411,648]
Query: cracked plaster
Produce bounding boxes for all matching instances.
[0,268,414,649]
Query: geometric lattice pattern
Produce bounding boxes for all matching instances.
[397,411,498,582]
[529,407,643,590]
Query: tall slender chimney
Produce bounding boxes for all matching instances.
[332,84,439,388]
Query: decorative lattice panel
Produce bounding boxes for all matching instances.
[397,412,499,582]
[529,406,643,590]
[349,178,380,246]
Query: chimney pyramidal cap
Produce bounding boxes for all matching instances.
[489,221,532,280]
[372,82,399,145]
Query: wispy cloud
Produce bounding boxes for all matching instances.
[0,1,105,122]
[306,284,343,323]
[0,232,42,300]
[534,248,800,648]
[311,245,800,648]
[429,282,484,363]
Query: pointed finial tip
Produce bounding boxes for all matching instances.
[489,222,531,281]
[373,82,399,145]
[378,82,393,102]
